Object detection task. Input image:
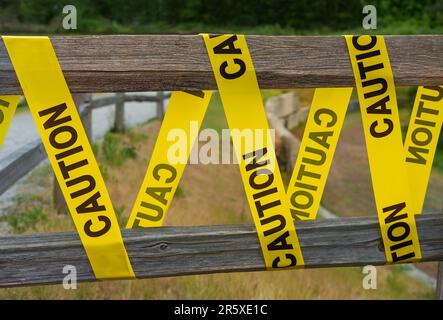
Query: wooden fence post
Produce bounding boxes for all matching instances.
[436,262,443,299]
[53,93,91,214]
[114,93,125,133]
[156,91,164,120]
[82,105,93,141]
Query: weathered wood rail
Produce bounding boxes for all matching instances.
[1,35,442,94]
[1,214,442,288]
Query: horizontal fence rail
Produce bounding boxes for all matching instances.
[1,35,443,94]
[1,214,443,287]
[90,93,170,109]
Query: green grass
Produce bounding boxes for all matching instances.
[432,152,443,174]
[102,132,137,166]
[17,99,29,111]
[91,142,99,156]
[127,130,148,144]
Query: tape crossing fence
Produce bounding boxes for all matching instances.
[0,34,443,294]
[3,36,134,279]
[345,35,422,263]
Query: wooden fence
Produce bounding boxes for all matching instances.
[0,35,443,298]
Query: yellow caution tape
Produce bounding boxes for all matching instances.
[127,90,212,228]
[0,95,20,150]
[3,36,135,279]
[345,35,421,263]
[287,88,352,220]
[1,33,435,274]
[202,34,304,269]
[404,86,443,215]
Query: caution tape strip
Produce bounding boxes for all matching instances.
[100,32,442,269]
[202,33,304,269]
[3,36,135,279]
[404,86,443,215]
[345,35,421,263]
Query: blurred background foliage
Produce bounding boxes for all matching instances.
[0,0,441,34]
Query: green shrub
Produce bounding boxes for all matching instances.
[7,206,47,232]
[102,132,137,166]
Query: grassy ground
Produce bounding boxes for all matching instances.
[0,92,435,299]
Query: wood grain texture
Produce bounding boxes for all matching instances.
[1,214,443,288]
[1,35,442,94]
